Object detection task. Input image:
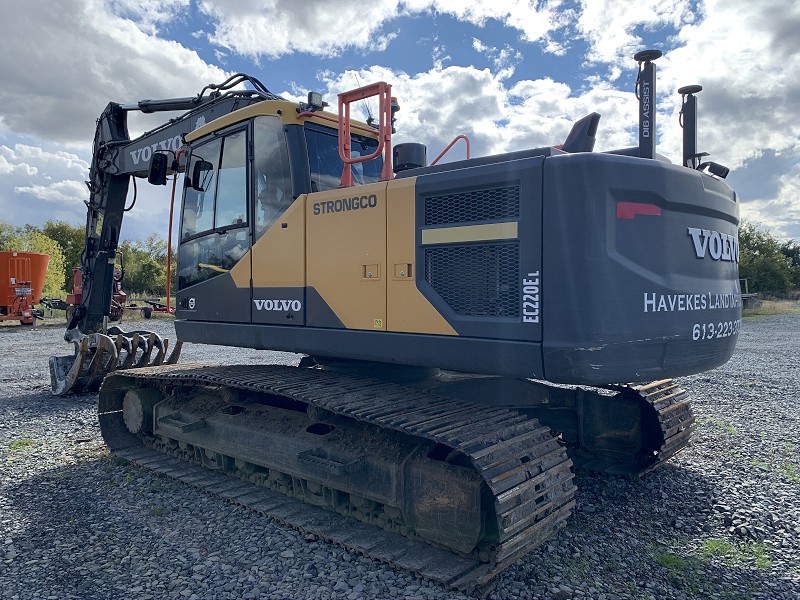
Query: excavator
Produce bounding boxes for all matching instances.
[49,51,740,591]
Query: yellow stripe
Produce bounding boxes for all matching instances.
[421,222,518,245]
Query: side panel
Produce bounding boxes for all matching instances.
[386,176,457,336]
[306,183,387,330]
[244,197,306,325]
[542,152,740,384]
[176,271,251,323]
[413,157,544,343]
[175,320,546,378]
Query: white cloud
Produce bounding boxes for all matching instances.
[655,0,800,173]
[108,0,191,34]
[576,0,695,66]
[470,38,524,75]
[197,0,569,59]
[15,180,88,204]
[406,0,570,48]
[315,63,640,165]
[742,165,800,240]
[198,0,403,59]
[4,145,88,178]
[0,0,227,148]
[0,144,91,229]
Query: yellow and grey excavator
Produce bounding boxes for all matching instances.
[49,52,741,590]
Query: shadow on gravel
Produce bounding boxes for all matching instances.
[0,455,141,599]
[0,389,96,420]
[2,373,797,599]
[506,463,795,599]
[4,446,795,600]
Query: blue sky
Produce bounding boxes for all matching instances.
[1,0,799,241]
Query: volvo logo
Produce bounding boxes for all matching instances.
[129,135,183,165]
[254,299,302,312]
[688,227,739,263]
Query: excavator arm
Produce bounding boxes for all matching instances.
[51,74,281,394]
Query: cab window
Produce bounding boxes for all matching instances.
[305,123,382,192]
[253,116,292,239]
[179,129,248,289]
[182,131,247,239]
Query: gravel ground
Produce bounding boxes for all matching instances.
[1,313,798,600]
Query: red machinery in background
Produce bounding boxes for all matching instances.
[41,265,172,321]
[0,251,49,325]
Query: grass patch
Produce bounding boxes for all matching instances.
[749,456,800,483]
[777,463,800,484]
[698,539,773,570]
[9,438,37,452]
[648,542,704,595]
[653,550,697,575]
[696,417,736,435]
[650,537,774,596]
[742,300,796,318]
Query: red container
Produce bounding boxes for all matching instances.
[1,251,50,323]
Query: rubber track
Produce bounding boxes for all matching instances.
[99,364,577,592]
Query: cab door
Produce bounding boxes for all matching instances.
[248,115,306,326]
[176,127,252,323]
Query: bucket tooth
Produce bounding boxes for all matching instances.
[49,337,90,396]
[135,333,156,368]
[149,333,166,366]
[116,334,133,369]
[122,333,141,369]
[165,340,183,365]
[86,334,119,390]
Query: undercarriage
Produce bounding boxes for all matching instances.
[97,363,693,591]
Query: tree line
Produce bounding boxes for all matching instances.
[738,222,800,297]
[1,218,799,299]
[0,220,174,298]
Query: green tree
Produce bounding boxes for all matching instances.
[118,238,168,296]
[738,221,798,296]
[41,220,85,291]
[780,240,800,289]
[0,220,15,248]
[142,232,168,262]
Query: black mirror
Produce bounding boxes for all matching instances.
[148,153,169,185]
[191,159,214,191]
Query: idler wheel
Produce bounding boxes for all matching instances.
[122,388,162,434]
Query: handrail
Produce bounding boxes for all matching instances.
[430,135,471,166]
[337,82,394,187]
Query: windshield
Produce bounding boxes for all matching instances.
[305,123,382,192]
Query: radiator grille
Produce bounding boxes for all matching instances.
[424,243,519,318]
[424,186,520,226]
